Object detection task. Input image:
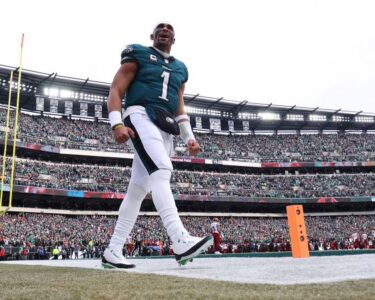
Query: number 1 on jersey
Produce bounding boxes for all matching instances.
[158,71,170,101]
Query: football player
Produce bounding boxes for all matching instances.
[102,22,213,269]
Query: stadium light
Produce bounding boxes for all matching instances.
[238,112,257,120]
[43,87,59,97]
[309,114,326,121]
[355,116,374,123]
[60,89,74,98]
[286,114,304,121]
[258,112,280,120]
[332,115,349,122]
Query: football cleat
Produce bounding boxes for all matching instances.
[102,247,135,269]
[172,232,213,266]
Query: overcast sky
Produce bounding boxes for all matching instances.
[1,0,375,113]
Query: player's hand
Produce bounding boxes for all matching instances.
[187,139,201,156]
[113,125,135,143]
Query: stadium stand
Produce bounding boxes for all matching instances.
[1,64,375,259]
[1,213,374,260]
[2,107,375,162]
[1,156,375,198]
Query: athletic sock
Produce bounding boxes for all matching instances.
[108,182,147,252]
[149,169,186,242]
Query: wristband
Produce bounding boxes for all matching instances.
[112,123,125,131]
[175,114,195,144]
[108,111,123,128]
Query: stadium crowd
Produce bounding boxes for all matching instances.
[0,213,374,260]
[1,110,374,261]
[1,157,374,198]
[1,108,375,162]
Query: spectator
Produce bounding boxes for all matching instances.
[52,246,59,259]
[0,245,5,261]
[1,212,374,259]
[2,156,375,198]
[2,107,375,162]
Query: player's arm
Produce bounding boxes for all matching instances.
[175,84,200,156]
[107,62,138,143]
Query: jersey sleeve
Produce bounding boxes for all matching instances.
[120,44,141,64]
[181,62,189,83]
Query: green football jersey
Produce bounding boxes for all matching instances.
[121,44,188,115]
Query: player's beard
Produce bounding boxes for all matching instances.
[155,41,171,52]
[154,33,173,52]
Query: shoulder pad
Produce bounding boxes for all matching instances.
[121,44,147,64]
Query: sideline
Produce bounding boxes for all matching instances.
[2,253,375,285]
